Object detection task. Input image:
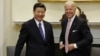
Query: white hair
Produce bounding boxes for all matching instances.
[64,1,77,9]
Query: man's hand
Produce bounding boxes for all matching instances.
[59,41,64,49]
[68,43,75,51]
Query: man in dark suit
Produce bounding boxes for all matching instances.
[59,1,93,56]
[14,3,55,56]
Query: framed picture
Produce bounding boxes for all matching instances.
[38,0,100,2]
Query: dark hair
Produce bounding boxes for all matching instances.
[76,6,82,15]
[80,12,88,22]
[33,3,46,11]
[59,14,67,21]
[77,6,88,22]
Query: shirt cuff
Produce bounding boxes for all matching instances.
[74,43,78,49]
[60,41,63,44]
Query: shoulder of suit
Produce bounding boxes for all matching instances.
[61,19,67,24]
[22,18,34,25]
[43,20,52,25]
[77,17,87,22]
[76,18,88,26]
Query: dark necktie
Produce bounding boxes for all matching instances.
[38,23,45,40]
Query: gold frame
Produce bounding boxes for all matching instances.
[38,0,100,2]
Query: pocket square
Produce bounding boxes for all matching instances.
[72,30,77,32]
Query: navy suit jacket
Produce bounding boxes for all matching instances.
[14,18,55,56]
[60,16,93,56]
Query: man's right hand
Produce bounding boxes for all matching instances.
[59,41,64,49]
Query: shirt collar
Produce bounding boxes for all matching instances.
[34,18,43,27]
[68,14,76,22]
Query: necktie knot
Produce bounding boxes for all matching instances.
[39,23,41,26]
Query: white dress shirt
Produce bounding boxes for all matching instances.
[34,19,45,38]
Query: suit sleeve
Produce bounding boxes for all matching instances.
[14,23,29,56]
[51,24,55,55]
[60,21,65,44]
[60,22,63,41]
[76,21,93,48]
[49,24,55,45]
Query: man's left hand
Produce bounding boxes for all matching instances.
[68,43,75,52]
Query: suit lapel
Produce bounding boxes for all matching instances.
[30,18,39,33]
[69,16,78,35]
[43,21,47,41]
[30,18,45,42]
[64,20,68,34]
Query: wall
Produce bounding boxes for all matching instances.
[90,26,100,44]
[12,0,38,22]
[0,0,4,56]
[42,2,100,22]
[3,0,12,56]
[12,1,100,22]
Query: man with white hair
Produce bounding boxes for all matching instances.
[59,1,93,56]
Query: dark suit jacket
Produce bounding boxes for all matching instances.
[14,18,55,56]
[60,16,93,56]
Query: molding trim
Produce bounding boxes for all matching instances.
[14,21,100,26]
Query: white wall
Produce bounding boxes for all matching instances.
[0,0,4,56]
[12,0,38,22]
[41,2,100,22]
[12,1,100,22]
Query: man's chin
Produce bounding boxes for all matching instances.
[37,19,43,21]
